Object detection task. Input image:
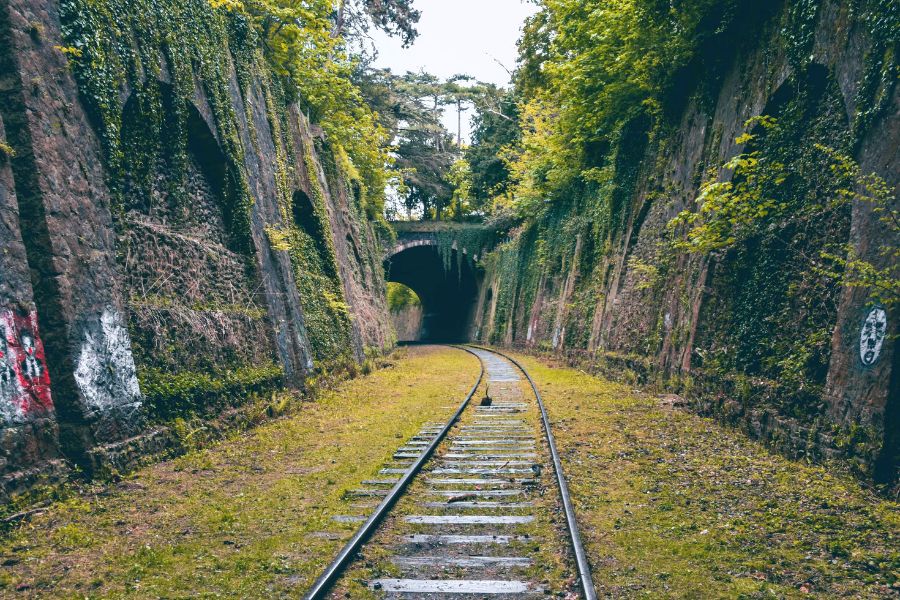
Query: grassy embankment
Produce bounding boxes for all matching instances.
[511,352,899,599]
[0,346,479,597]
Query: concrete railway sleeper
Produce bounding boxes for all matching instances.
[305,346,597,599]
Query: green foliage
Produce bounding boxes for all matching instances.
[386,282,420,311]
[332,0,421,49]
[445,158,474,220]
[671,120,898,309]
[669,73,857,390]
[358,70,509,220]
[628,257,660,292]
[60,0,257,250]
[139,363,284,420]
[850,0,899,140]
[359,70,458,219]
[503,0,754,215]
[814,145,900,307]
[669,116,791,253]
[466,88,520,210]
[218,0,392,212]
[0,140,14,159]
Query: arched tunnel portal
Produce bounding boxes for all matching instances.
[384,243,479,342]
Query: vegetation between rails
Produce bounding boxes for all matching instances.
[332,374,576,597]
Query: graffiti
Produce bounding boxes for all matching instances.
[74,307,142,411]
[20,331,43,381]
[0,310,53,423]
[859,306,887,368]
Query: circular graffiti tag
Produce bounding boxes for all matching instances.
[859,306,887,367]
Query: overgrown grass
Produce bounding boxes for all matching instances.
[0,346,480,597]
[509,351,899,599]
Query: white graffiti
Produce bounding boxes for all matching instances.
[859,306,887,367]
[19,331,42,381]
[0,320,24,423]
[74,307,142,411]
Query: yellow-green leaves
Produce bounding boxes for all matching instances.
[220,0,391,214]
[668,118,790,253]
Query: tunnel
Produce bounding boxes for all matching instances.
[384,243,478,342]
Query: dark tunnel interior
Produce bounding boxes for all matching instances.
[384,245,478,342]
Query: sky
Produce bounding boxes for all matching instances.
[370,0,539,143]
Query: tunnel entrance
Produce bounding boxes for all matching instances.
[384,244,478,342]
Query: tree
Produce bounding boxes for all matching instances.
[465,86,520,212]
[355,69,460,219]
[332,0,421,56]
[446,158,474,220]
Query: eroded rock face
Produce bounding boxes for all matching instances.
[0,0,391,500]
[0,111,63,500]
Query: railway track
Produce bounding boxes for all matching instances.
[305,345,596,599]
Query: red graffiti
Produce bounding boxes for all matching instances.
[0,310,53,421]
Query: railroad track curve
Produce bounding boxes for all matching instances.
[305,345,596,599]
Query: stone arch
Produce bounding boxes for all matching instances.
[383,244,478,342]
[386,238,438,260]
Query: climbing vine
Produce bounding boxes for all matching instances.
[668,70,861,392]
[476,1,895,399]
[392,221,498,275]
[60,0,256,250]
[261,139,355,362]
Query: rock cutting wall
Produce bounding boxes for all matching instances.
[473,0,898,483]
[0,0,392,502]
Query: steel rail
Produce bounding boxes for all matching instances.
[303,345,484,600]
[469,345,598,600]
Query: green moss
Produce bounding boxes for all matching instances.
[138,363,284,420]
[257,138,356,363]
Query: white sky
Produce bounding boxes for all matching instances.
[370,0,539,143]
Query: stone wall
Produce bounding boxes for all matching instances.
[391,306,424,343]
[0,0,392,502]
[473,0,898,483]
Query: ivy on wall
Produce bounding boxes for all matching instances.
[476,0,896,410]
[57,0,382,419]
[263,139,354,363]
[60,0,256,251]
[392,221,498,274]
